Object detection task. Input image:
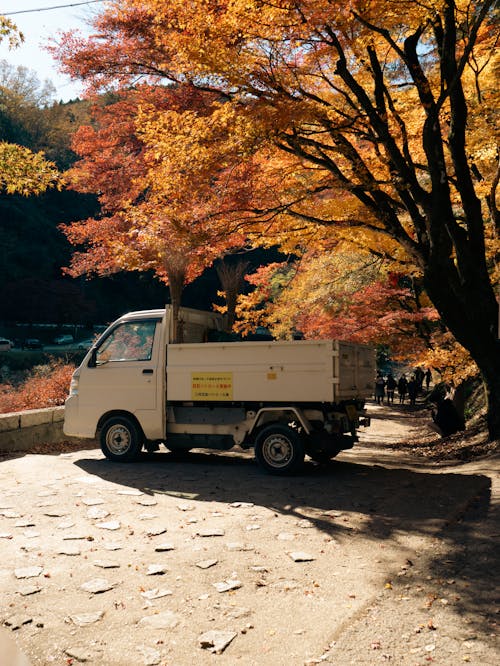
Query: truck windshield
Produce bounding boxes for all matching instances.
[95,320,157,363]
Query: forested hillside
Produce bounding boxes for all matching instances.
[0,61,183,325]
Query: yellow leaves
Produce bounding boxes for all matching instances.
[0,15,24,49]
[0,142,61,196]
[418,331,478,385]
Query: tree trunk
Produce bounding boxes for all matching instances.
[168,271,185,344]
[424,258,500,440]
[216,261,249,333]
[481,368,500,442]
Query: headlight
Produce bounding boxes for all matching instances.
[69,371,80,396]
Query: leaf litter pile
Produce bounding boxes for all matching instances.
[382,404,498,462]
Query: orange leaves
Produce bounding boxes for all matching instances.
[0,361,74,414]
[52,0,500,418]
[61,84,246,289]
[234,250,441,358]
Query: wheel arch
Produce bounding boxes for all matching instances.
[97,410,145,440]
[247,407,311,441]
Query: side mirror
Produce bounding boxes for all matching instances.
[88,349,97,368]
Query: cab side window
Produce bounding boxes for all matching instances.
[96,321,157,363]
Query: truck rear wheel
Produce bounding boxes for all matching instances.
[254,424,305,474]
[308,450,336,464]
[100,416,143,462]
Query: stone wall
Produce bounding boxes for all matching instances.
[0,406,66,452]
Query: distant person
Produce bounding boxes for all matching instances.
[407,375,418,405]
[375,373,386,405]
[431,396,465,436]
[425,368,432,391]
[386,373,397,404]
[397,375,408,403]
[415,367,425,393]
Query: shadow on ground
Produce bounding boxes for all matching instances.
[423,484,499,643]
[74,450,491,537]
[75,450,497,636]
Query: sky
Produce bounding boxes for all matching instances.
[0,0,105,101]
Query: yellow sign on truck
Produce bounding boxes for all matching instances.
[191,372,233,400]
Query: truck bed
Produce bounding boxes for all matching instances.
[166,339,374,403]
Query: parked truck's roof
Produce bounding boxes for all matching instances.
[119,309,166,320]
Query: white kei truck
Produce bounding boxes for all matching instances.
[64,307,375,474]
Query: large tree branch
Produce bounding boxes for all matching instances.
[278,129,422,261]
[325,26,430,216]
[441,0,487,261]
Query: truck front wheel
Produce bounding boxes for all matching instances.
[254,424,305,474]
[100,416,143,462]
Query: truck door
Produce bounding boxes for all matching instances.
[81,317,164,439]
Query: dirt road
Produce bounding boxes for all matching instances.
[0,403,498,665]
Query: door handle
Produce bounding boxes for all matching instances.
[142,369,154,374]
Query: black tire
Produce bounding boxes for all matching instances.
[308,450,334,464]
[254,424,305,474]
[167,446,192,457]
[100,416,143,462]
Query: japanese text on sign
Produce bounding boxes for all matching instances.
[191,372,233,400]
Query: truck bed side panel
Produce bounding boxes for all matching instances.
[167,340,339,403]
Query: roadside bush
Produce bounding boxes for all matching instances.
[0,361,75,413]
[0,351,49,371]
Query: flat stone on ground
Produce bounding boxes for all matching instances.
[58,545,81,556]
[136,498,158,506]
[96,520,121,530]
[212,579,242,593]
[14,566,43,579]
[18,585,41,596]
[138,611,179,630]
[93,560,120,569]
[140,588,173,600]
[197,528,225,537]
[146,564,168,575]
[4,616,33,630]
[69,611,105,627]
[199,629,237,653]
[154,542,175,552]
[64,646,93,662]
[80,578,116,594]
[86,507,110,519]
[81,498,104,506]
[288,551,315,562]
[136,645,161,665]
[195,559,218,569]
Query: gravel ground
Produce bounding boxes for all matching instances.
[0,401,498,665]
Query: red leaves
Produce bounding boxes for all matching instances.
[0,361,74,414]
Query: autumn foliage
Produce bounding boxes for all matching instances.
[60,85,247,340]
[0,141,60,196]
[54,0,500,438]
[0,361,74,414]
[234,253,440,356]
[0,18,61,195]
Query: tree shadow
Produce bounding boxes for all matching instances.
[423,484,498,642]
[74,449,496,640]
[74,449,490,542]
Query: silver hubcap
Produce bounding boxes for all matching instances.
[261,433,293,468]
[106,424,132,455]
